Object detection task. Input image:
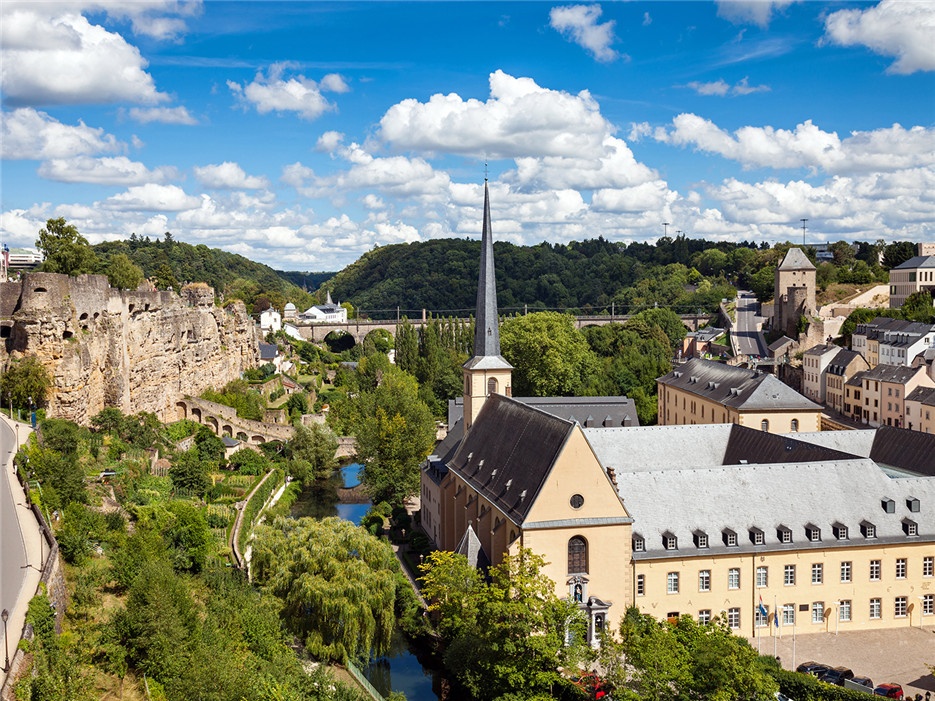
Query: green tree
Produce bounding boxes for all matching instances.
[0,356,52,410]
[169,448,211,497]
[36,217,99,275]
[106,252,145,289]
[417,550,482,643]
[287,423,338,483]
[193,425,225,468]
[500,312,599,397]
[902,290,935,323]
[882,241,916,269]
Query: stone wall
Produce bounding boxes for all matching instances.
[1,273,258,424]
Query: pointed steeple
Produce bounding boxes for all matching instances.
[325,290,333,305]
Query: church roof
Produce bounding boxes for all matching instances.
[448,393,574,525]
[454,524,490,570]
[447,395,638,429]
[869,425,935,476]
[777,247,816,271]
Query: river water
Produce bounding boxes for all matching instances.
[289,464,442,700]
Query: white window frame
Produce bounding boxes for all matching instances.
[895,596,908,618]
[667,571,680,594]
[699,570,711,592]
[782,604,795,626]
[896,558,907,579]
[812,602,824,624]
[811,563,823,584]
[727,607,740,629]
[840,561,852,583]
[784,564,795,586]
[728,568,740,590]
[698,609,711,625]
[636,574,645,596]
[756,566,768,588]
[870,559,881,581]
[839,600,851,622]
[924,556,934,577]
[870,598,881,619]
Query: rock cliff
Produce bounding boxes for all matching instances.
[1,273,259,424]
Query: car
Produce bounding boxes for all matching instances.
[873,684,904,699]
[848,677,874,691]
[819,667,855,686]
[775,693,795,701]
[796,661,831,677]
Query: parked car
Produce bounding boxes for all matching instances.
[819,667,855,686]
[874,684,904,699]
[775,693,795,701]
[796,661,831,676]
[849,677,875,691]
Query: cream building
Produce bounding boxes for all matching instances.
[824,349,868,416]
[889,255,935,308]
[905,386,935,434]
[802,344,839,404]
[859,364,935,428]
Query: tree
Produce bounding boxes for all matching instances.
[106,252,145,290]
[354,366,436,505]
[169,448,211,497]
[500,312,599,397]
[0,356,52,410]
[36,217,99,275]
[193,425,225,468]
[902,290,935,323]
[417,551,482,643]
[287,423,338,483]
[882,241,916,270]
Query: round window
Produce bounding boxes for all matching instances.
[570,494,584,509]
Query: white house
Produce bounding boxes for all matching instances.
[260,307,282,333]
[300,292,347,323]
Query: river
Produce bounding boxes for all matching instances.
[289,464,443,701]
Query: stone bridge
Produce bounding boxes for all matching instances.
[297,312,713,343]
[176,397,295,445]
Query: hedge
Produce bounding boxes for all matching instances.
[236,468,284,555]
[773,668,873,701]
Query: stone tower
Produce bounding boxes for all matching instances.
[462,181,512,434]
[774,247,817,338]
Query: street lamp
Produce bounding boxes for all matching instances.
[2,607,9,672]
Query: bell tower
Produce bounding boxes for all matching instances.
[463,180,512,434]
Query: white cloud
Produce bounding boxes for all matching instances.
[320,73,350,93]
[316,131,345,153]
[362,194,385,210]
[38,156,177,185]
[1,108,121,159]
[549,4,618,62]
[646,114,935,174]
[715,1,798,28]
[823,0,935,75]
[102,184,201,212]
[281,162,315,188]
[227,63,338,120]
[318,144,452,199]
[0,7,169,105]
[591,181,674,213]
[683,77,770,96]
[128,106,198,125]
[194,162,270,190]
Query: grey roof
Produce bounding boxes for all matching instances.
[778,247,816,271]
[845,371,867,387]
[447,394,639,429]
[870,425,935,476]
[454,524,490,570]
[861,364,925,384]
[657,358,820,411]
[448,393,573,525]
[258,342,277,360]
[620,458,935,559]
[906,385,935,407]
[222,436,240,448]
[827,349,864,376]
[689,327,725,342]
[893,255,935,269]
[803,343,838,357]
[780,430,876,458]
[465,181,512,372]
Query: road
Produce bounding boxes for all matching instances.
[734,291,768,358]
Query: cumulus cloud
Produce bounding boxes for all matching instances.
[281,162,315,188]
[227,63,340,120]
[684,77,770,96]
[0,6,169,105]
[715,0,798,28]
[642,114,935,174]
[549,4,619,62]
[320,74,350,93]
[316,131,345,153]
[128,106,198,125]
[1,108,121,159]
[315,143,452,200]
[102,184,201,211]
[823,0,935,74]
[38,156,177,185]
[194,162,270,190]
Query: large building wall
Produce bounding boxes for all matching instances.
[1,273,258,424]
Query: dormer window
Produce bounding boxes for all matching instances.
[693,530,708,549]
[860,521,876,539]
[663,531,678,551]
[903,519,918,537]
[633,535,645,552]
[723,529,738,547]
[749,527,765,546]
[832,522,848,540]
[777,525,793,543]
[907,497,920,513]
[882,498,895,513]
[806,523,821,542]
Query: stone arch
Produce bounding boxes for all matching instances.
[206,415,219,434]
[324,329,356,353]
[222,424,233,437]
[176,401,188,421]
[251,435,265,445]
[236,431,248,442]
[190,407,202,423]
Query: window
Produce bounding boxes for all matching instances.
[698,609,712,625]
[636,574,645,596]
[870,559,881,581]
[807,524,821,542]
[750,528,765,545]
[904,520,918,537]
[784,564,796,586]
[487,377,498,395]
[694,531,708,549]
[633,535,645,552]
[790,418,799,432]
[840,561,852,583]
[862,521,876,539]
[699,570,711,592]
[664,532,678,550]
[756,566,768,588]
[896,558,907,579]
[567,536,588,574]
[924,556,933,577]
[755,605,768,628]
[870,598,881,619]
[895,597,908,618]
[727,607,740,629]
[833,523,848,540]
[667,572,680,594]
[812,602,825,624]
[923,595,934,615]
[782,604,795,626]
[724,529,738,547]
[728,568,740,590]
[761,419,769,432]
[778,526,792,543]
[812,563,823,584]
[839,600,851,622]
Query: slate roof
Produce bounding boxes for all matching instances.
[720,424,857,464]
[869,425,935,476]
[778,247,816,271]
[447,393,574,525]
[861,364,925,384]
[779,430,876,458]
[447,395,638,430]
[455,525,491,570]
[258,342,278,360]
[827,349,863,375]
[906,385,935,406]
[803,343,838,358]
[893,255,935,269]
[657,358,821,411]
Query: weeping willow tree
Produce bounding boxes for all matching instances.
[251,516,398,663]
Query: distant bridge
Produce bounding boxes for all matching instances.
[297,312,714,343]
[176,397,295,445]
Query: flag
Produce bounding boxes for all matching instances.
[758,595,768,621]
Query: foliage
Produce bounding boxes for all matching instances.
[194,425,226,467]
[106,252,145,290]
[228,446,271,475]
[57,503,105,565]
[1,356,52,410]
[251,516,400,664]
[881,241,917,269]
[500,312,599,397]
[902,290,935,323]
[771,667,870,701]
[417,550,482,642]
[236,469,283,555]
[169,448,211,497]
[20,423,88,510]
[285,423,338,484]
[202,380,266,421]
[90,408,163,449]
[36,217,99,276]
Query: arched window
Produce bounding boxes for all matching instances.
[790,418,799,432]
[761,419,769,432]
[487,377,498,396]
[568,536,588,574]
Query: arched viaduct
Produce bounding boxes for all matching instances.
[297,312,713,343]
[176,397,295,445]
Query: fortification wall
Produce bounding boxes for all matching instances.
[1,273,258,424]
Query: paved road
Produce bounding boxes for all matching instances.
[734,291,768,358]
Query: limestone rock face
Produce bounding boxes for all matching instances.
[1,273,259,424]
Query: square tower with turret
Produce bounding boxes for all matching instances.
[774,247,816,338]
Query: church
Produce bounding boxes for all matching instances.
[420,183,935,644]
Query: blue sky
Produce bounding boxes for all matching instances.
[2,1,933,271]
